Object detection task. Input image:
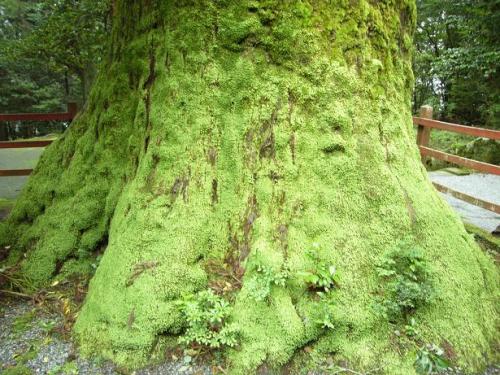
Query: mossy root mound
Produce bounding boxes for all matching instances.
[1,1,498,374]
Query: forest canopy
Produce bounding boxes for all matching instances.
[1,0,499,129]
[0,0,109,114]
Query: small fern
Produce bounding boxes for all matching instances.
[177,290,238,349]
[246,262,289,302]
[375,242,433,322]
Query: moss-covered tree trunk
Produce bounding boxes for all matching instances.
[1,1,498,373]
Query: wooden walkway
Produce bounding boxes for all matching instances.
[429,171,500,233]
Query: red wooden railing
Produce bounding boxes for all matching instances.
[0,103,498,215]
[0,103,77,176]
[414,105,500,214]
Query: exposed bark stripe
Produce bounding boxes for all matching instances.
[125,261,159,287]
[432,182,500,214]
[419,146,500,175]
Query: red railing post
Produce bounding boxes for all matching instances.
[67,102,78,118]
[416,105,432,164]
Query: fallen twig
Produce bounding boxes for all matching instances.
[0,289,32,299]
[332,366,382,375]
[125,261,159,287]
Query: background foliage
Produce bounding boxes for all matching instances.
[0,0,109,139]
[413,0,500,129]
[0,0,498,160]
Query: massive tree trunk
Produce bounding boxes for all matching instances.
[1,1,497,373]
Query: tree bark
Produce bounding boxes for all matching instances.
[1,1,497,374]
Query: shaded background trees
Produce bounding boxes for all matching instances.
[412,0,499,166]
[413,0,500,129]
[1,0,499,156]
[3,0,500,128]
[0,0,109,139]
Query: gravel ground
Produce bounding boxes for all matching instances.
[0,298,212,375]
[429,171,500,233]
[1,298,498,375]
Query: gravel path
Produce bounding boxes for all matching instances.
[1,298,498,375]
[0,298,212,375]
[429,171,500,233]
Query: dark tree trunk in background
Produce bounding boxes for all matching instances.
[0,123,7,141]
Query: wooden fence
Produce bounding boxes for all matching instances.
[414,105,500,214]
[0,104,498,215]
[0,103,77,176]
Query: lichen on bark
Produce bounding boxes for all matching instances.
[1,1,498,374]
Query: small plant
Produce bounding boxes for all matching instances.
[48,361,79,375]
[39,319,57,334]
[404,317,419,338]
[177,289,238,349]
[415,344,450,374]
[301,247,339,294]
[375,243,433,322]
[302,263,339,293]
[246,261,289,302]
[314,301,335,329]
[299,246,339,329]
[12,309,36,334]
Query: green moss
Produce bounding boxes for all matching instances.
[1,1,498,374]
[15,342,40,364]
[12,309,36,334]
[464,222,500,252]
[47,361,78,375]
[56,257,96,280]
[2,364,32,375]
